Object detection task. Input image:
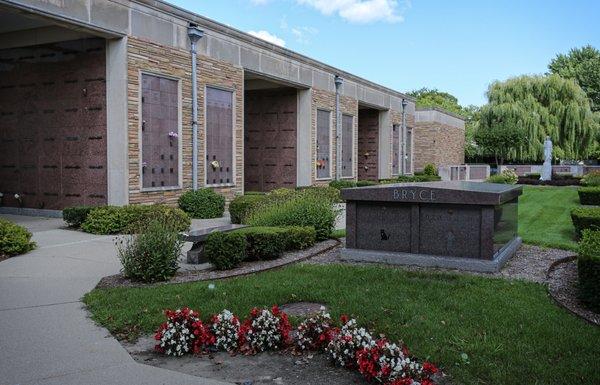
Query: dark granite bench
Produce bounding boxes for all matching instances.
[182,224,247,264]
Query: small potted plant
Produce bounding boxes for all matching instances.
[14,193,23,207]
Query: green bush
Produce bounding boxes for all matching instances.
[423,163,438,176]
[232,226,287,260]
[116,218,183,283]
[394,175,442,183]
[229,194,268,224]
[524,172,541,179]
[356,180,379,187]
[581,171,600,186]
[486,169,518,184]
[178,189,225,219]
[296,186,341,203]
[205,232,247,270]
[283,226,316,250]
[0,218,36,257]
[81,205,190,235]
[571,207,600,237]
[577,229,600,312]
[329,180,357,189]
[578,187,600,205]
[63,206,95,228]
[248,194,338,241]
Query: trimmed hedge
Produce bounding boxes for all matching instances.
[297,186,341,203]
[232,226,317,261]
[232,226,287,260]
[0,218,36,257]
[63,206,95,228]
[178,189,225,219]
[577,229,600,312]
[205,232,247,270]
[81,205,190,235]
[570,207,600,237]
[578,187,600,205]
[229,194,268,224]
[248,194,338,241]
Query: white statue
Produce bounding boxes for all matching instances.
[540,136,552,181]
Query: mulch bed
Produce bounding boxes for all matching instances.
[547,257,600,326]
[95,239,340,289]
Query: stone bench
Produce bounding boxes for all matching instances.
[182,224,247,264]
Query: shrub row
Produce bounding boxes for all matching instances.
[578,186,600,205]
[328,180,379,190]
[577,229,600,312]
[178,189,225,219]
[63,206,95,228]
[229,194,268,224]
[570,207,600,237]
[518,173,582,186]
[0,218,36,258]
[77,205,190,234]
[206,226,316,270]
[581,171,600,187]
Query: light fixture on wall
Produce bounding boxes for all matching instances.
[188,23,204,190]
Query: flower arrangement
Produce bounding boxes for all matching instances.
[168,131,178,139]
[153,306,440,384]
[296,306,334,351]
[240,305,291,353]
[154,308,208,356]
[356,338,438,385]
[326,315,375,368]
[14,193,23,207]
[208,309,241,352]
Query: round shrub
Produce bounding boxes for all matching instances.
[205,232,247,270]
[581,171,600,187]
[296,186,341,204]
[486,169,518,184]
[577,229,600,312]
[63,206,95,228]
[229,194,268,224]
[247,194,338,241]
[423,163,438,176]
[81,205,190,235]
[0,218,36,257]
[116,218,183,282]
[178,189,225,219]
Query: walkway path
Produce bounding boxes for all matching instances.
[0,214,232,385]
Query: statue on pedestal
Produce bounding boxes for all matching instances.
[540,136,552,181]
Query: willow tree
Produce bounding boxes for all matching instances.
[477,75,598,162]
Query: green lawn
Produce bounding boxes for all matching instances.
[84,264,600,385]
[518,185,579,250]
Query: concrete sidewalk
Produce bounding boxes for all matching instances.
[0,214,232,385]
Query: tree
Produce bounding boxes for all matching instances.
[549,45,600,112]
[407,88,481,160]
[474,117,526,165]
[477,75,598,162]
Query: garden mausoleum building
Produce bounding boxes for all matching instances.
[0,0,465,213]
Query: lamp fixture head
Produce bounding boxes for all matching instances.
[187,24,204,44]
[401,98,408,108]
[334,74,343,88]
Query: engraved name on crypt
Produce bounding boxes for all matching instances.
[392,188,436,202]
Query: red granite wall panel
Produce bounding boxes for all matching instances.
[358,109,379,181]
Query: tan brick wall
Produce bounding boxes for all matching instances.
[311,88,358,185]
[127,37,243,205]
[413,121,465,172]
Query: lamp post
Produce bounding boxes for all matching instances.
[334,75,343,180]
[188,24,204,190]
[401,98,408,175]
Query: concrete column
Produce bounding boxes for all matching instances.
[297,88,312,186]
[378,109,392,180]
[106,37,129,205]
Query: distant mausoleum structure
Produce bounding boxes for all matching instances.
[0,0,465,214]
[341,182,523,272]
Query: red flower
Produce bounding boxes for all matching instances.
[271,304,280,316]
[340,314,349,324]
[423,361,438,374]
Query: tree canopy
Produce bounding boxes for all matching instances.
[549,45,600,112]
[477,74,598,162]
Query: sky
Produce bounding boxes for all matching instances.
[169,0,600,107]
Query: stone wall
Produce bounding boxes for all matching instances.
[311,88,358,185]
[414,109,465,172]
[127,36,243,205]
